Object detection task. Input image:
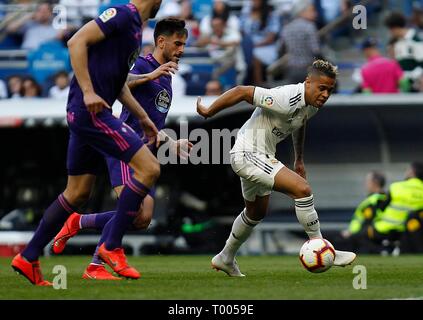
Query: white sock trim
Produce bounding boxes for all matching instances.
[240,209,261,227]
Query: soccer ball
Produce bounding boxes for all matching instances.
[299,238,335,273]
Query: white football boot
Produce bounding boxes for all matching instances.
[211,253,245,277]
[333,250,357,267]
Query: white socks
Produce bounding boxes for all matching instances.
[221,209,261,263]
[220,195,321,263]
[295,195,322,239]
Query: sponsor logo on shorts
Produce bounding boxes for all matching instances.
[155,89,171,113]
[99,8,117,23]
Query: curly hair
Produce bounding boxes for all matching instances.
[308,59,338,79]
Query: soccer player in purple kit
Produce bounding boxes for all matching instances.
[52,18,191,280]
[11,0,163,286]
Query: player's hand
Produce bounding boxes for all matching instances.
[294,159,306,179]
[140,117,158,146]
[84,92,111,114]
[148,62,178,80]
[175,139,193,160]
[196,97,211,119]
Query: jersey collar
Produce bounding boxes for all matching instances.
[146,53,161,69]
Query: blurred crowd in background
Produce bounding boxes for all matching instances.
[1,0,423,99]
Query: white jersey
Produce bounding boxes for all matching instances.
[230,82,319,156]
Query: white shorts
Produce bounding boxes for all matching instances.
[230,152,285,202]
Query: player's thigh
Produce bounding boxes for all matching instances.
[232,152,282,202]
[67,129,104,177]
[273,166,312,199]
[244,194,270,221]
[231,152,280,186]
[85,110,146,169]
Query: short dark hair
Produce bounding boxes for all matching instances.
[370,171,386,188]
[54,70,69,79]
[153,18,188,45]
[384,12,407,29]
[308,59,338,79]
[411,162,423,180]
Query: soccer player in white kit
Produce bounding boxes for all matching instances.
[196,60,356,276]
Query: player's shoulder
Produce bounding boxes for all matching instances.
[98,4,135,22]
[130,55,149,73]
[271,83,304,103]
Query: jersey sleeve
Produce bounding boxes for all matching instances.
[253,86,293,114]
[95,6,130,37]
[129,58,146,75]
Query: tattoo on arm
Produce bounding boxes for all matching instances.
[126,73,150,88]
[292,120,306,160]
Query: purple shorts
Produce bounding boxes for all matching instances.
[105,156,156,198]
[66,108,144,176]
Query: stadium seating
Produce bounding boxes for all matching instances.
[27,41,70,86]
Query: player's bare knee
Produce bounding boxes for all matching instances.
[133,216,151,230]
[63,188,91,207]
[150,161,161,180]
[296,182,312,198]
[245,208,265,221]
[133,159,160,183]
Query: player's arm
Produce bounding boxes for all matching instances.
[156,130,193,160]
[196,85,254,118]
[292,120,307,179]
[126,62,178,89]
[118,84,158,144]
[67,20,110,113]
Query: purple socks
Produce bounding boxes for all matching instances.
[80,211,115,230]
[104,178,150,250]
[22,194,76,262]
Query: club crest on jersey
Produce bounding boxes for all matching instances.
[99,8,117,23]
[261,96,274,107]
[155,89,171,113]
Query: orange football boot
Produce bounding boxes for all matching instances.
[98,243,140,279]
[52,212,81,254]
[11,254,52,286]
[82,264,121,280]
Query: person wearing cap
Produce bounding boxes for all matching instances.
[359,37,409,93]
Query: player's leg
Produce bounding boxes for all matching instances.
[53,156,128,254]
[273,167,356,266]
[98,145,160,278]
[12,174,96,286]
[273,166,322,239]
[212,152,275,276]
[12,125,101,286]
[212,194,269,277]
[85,193,154,279]
[102,145,159,249]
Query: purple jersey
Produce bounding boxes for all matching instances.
[105,53,173,189]
[120,53,173,135]
[66,4,145,176]
[67,4,142,111]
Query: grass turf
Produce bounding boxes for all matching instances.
[1,255,422,300]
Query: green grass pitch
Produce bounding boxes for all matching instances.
[1,255,422,300]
